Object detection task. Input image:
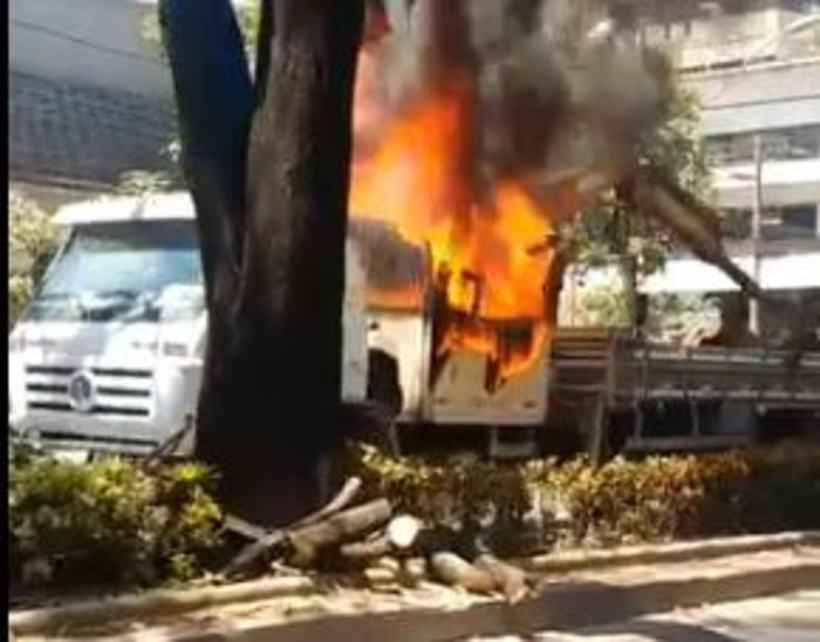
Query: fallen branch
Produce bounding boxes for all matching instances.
[143,414,195,468]
[222,477,363,577]
[291,477,364,530]
[223,514,268,542]
[339,535,392,561]
[289,498,392,567]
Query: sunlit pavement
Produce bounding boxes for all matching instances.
[467,590,820,642]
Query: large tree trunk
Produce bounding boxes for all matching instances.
[160,0,365,527]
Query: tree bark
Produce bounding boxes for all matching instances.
[289,498,392,565]
[473,554,529,603]
[339,535,392,561]
[160,0,365,527]
[429,552,497,594]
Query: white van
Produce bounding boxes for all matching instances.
[8,192,370,456]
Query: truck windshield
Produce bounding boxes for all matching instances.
[26,220,203,322]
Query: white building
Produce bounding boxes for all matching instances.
[9,0,178,209]
[633,1,820,337]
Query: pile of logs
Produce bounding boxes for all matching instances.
[222,477,532,603]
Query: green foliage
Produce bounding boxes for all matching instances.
[348,443,532,525]
[117,169,178,196]
[641,85,712,200]
[117,141,184,195]
[561,282,632,327]
[348,441,820,549]
[645,292,717,343]
[8,448,223,587]
[527,453,752,544]
[575,83,711,279]
[561,286,717,337]
[8,192,60,327]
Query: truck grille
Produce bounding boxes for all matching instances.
[24,365,153,418]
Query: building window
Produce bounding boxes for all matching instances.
[768,205,820,241]
[719,205,819,241]
[705,125,820,166]
[720,209,752,240]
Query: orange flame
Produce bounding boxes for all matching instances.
[351,64,563,389]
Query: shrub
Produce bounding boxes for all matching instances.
[348,443,532,526]
[8,192,60,327]
[527,453,753,544]
[8,447,223,587]
[347,441,820,550]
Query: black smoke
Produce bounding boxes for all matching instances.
[361,0,675,194]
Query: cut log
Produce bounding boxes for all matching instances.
[375,556,401,574]
[339,535,392,560]
[401,557,428,584]
[473,554,529,604]
[289,498,392,566]
[363,566,401,592]
[386,514,423,550]
[429,552,496,594]
[363,567,397,585]
[223,529,288,578]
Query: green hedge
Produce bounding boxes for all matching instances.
[348,441,820,548]
[8,191,59,327]
[9,445,223,587]
[10,440,819,589]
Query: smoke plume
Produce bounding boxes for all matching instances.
[354,0,675,195]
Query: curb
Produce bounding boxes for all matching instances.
[9,576,316,637]
[515,530,820,573]
[174,557,820,642]
[22,547,820,642]
[10,531,820,637]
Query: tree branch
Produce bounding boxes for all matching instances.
[254,0,274,104]
[158,0,255,294]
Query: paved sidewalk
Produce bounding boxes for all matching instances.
[14,545,820,641]
[469,590,820,641]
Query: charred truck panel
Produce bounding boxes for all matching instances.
[350,218,552,429]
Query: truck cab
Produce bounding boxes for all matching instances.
[8,192,369,457]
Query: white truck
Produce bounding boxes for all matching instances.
[8,192,372,457]
[9,191,548,459]
[15,192,814,462]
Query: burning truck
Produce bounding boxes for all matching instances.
[349,217,553,432]
[349,208,820,462]
[10,192,817,462]
[10,1,818,460]
[345,0,820,457]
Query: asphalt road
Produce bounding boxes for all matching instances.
[467,590,820,642]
